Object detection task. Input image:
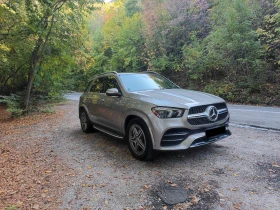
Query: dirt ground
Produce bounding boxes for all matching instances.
[0,101,279,210]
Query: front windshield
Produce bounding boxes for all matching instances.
[119,73,179,92]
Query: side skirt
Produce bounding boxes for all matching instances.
[93,125,124,139]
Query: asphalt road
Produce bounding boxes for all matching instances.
[65,92,280,131]
[228,104,280,131]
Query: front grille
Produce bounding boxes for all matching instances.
[188,112,228,125]
[188,103,228,125]
[188,103,227,115]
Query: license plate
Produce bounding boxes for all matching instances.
[206,126,226,138]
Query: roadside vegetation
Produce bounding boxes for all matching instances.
[1,0,280,116]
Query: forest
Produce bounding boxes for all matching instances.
[1,0,280,115]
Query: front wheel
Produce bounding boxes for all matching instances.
[127,118,155,160]
[80,109,94,133]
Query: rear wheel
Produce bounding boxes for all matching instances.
[127,118,156,160]
[80,109,94,133]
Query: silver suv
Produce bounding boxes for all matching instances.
[79,71,231,160]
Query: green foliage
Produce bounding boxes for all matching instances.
[257,0,280,82]
[87,1,147,77]
[183,0,267,93]
[0,94,24,117]
[1,0,280,106]
[0,0,104,111]
[125,0,142,17]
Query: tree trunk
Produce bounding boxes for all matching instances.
[23,2,65,112]
[23,14,56,111]
[24,37,43,111]
[24,67,36,111]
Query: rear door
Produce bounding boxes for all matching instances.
[86,77,105,123]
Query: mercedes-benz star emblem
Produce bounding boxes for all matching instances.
[206,106,218,122]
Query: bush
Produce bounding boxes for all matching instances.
[0,94,24,117]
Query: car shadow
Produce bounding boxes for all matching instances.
[65,128,230,168]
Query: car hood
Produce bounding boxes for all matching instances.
[130,89,225,109]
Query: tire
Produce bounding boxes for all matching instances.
[80,109,94,133]
[127,118,155,161]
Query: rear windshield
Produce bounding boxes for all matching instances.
[119,73,179,92]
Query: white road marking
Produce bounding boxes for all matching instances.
[229,109,280,114]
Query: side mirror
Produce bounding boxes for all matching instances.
[106,88,122,97]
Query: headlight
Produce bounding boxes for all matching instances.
[151,107,184,118]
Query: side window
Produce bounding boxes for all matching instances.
[90,77,104,93]
[103,76,121,92]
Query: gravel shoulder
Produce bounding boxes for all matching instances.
[1,101,279,210]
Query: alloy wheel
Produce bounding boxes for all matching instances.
[129,124,147,156]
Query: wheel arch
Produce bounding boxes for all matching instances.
[124,113,155,146]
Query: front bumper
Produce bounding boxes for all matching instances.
[148,112,231,150]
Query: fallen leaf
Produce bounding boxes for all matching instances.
[10,191,17,195]
[190,195,200,204]
[234,174,238,177]
[33,204,40,209]
[217,191,224,197]
[170,183,178,187]
[233,202,243,209]
[272,164,280,168]
[230,188,237,191]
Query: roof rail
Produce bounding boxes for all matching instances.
[95,71,118,76]
[144,71,160,75]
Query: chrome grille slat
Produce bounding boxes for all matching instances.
[188,103,228,125]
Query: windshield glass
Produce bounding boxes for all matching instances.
[119,73,179,92]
